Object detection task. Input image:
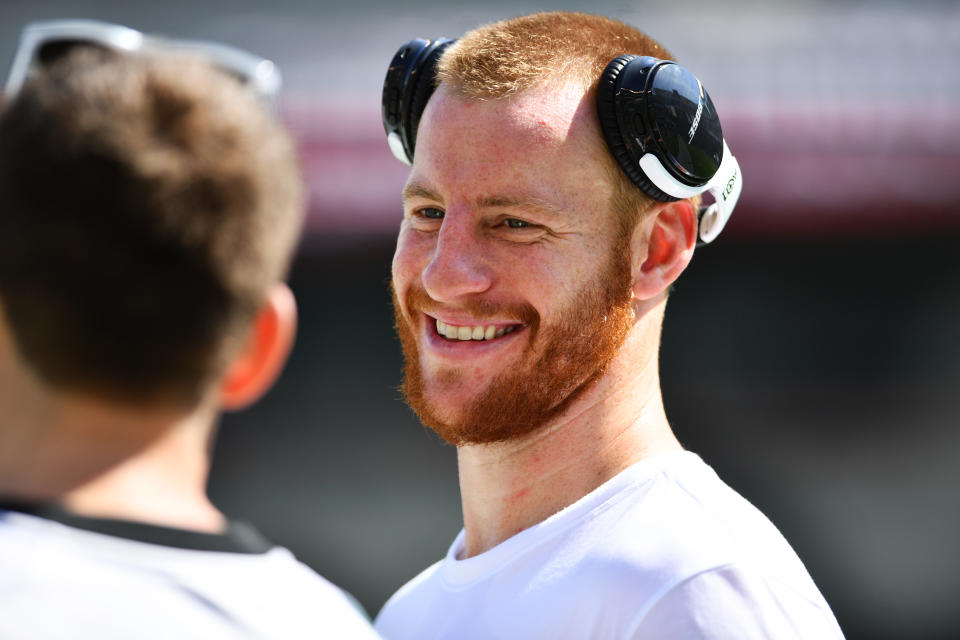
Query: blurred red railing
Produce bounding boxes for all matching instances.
[3,91,956,238]
[286,96,960,238]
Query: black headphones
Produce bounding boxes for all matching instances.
[382,38,741,244]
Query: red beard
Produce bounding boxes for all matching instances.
[393,243,634,445]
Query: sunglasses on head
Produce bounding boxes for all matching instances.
[3,19,281,107]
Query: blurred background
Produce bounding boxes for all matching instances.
[2,0,958,637]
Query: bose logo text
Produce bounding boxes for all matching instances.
[687,96,703,144]
[720,170,738,202]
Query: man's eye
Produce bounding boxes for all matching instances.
[505,218,530,228]
[418,207,444,219]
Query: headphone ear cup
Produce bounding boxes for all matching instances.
[597,55,676,202]
[403,39,454,160]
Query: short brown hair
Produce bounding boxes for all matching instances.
[438,12,674,235]
[0,48,303,406]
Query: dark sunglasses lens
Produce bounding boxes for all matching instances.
[37,40,110,67]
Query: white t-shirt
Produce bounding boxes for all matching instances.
[0,506,380,640]
[375,451,844,639]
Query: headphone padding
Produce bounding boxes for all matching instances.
[597,55,677,202]
[404,40,453,159]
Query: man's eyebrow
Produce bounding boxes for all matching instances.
[402,184,567,217]
[402,182,442,203]
[477,195,566,217]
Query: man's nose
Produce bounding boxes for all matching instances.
[422,210,493,302]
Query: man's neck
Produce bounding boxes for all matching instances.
[0,378,225,533]
[456,308,682,558]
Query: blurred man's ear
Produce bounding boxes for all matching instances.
[630,199,697,301]
[219,283,297,411]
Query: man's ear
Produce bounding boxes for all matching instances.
[220,283,298,411]
[631,199,697,300]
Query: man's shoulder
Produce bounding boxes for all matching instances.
[554,452,840,632]
[576,452,815,587]
[375,558,444,622]
[0,510,379,639]
[631,561,846,638]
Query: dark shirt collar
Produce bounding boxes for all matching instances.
[0,499,273,554]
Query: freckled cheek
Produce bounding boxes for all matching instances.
[521,254,596,309]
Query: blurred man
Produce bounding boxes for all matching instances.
[376,12,843,638]
[0,22,378,639]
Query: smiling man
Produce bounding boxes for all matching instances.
[376,12,843,639]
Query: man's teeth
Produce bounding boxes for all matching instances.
[436,319,517,341]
